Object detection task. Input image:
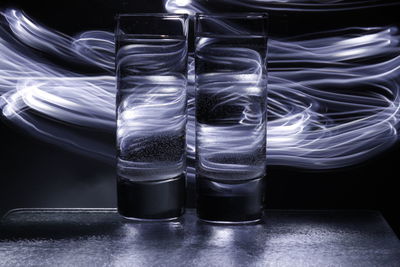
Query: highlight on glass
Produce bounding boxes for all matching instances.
[195,13,268,223]
[115,14,189,220]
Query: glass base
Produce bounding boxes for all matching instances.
[199,218,261,225]
[122,215,180,222]
[196,176,265,223]
[117,174,185,220]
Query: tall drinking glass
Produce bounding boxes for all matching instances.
[195,13,268,223]
[115,14,189,220]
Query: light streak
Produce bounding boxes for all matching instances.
[0,8,399,174]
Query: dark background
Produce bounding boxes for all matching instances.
[0,0,399,236]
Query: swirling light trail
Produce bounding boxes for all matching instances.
[116,33,188,181]
[0,8,399,175]
[164,0,400,14]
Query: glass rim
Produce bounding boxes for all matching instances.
[116,13,189,20]
[195,12,268,19]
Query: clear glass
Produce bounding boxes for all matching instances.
[195,13,268,223]
[115,14,189,220]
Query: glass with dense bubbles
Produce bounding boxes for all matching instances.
[116,14,188,220]
[195,13,268,223]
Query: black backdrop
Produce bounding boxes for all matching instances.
[0,0,399,236]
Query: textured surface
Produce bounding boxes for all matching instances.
[0,209,399,267]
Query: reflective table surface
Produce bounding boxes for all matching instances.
[0,209,399,266]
